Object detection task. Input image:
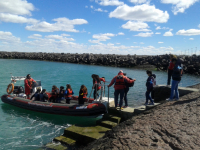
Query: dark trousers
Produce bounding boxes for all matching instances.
[79,98,86,105]
[93,88,99,100]
[167,69,173,85]
[114,89,124,107]
[145,89,154,104]
[124,87,129,106]
[66,97,72,104]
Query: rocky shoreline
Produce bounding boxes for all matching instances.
[0,51,200,75]
[79,84,200,150]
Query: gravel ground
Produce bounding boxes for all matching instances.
[79,88,200,150]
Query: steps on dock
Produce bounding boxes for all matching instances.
[54,135,76,146]
[45,142,68,150]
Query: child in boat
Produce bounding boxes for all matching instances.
[78,85,88,105]
[50,85,59,103]
[64,84,74,104]
[30,87,41,101]
[56,86,65,103]
[40,89,49,102]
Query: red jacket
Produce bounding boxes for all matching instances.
[108,73,134,90]
[24,78,35,95]
[93,78,106,90]
[168,60,175,70]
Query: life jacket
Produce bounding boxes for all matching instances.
[83,92,87,99]
[52,88,59,98]
[65,89,73,98]
[114,75,125,89]
[25,78,33,87]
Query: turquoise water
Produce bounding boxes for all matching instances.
[0,59,200,149]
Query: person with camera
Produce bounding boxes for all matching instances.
[24,74,36,99]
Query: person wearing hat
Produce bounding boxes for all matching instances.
[24,74,36,99]
[108,70,136,110]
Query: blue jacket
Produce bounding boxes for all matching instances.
[146,76,153,91]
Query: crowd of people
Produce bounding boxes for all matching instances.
[24,54,183,108]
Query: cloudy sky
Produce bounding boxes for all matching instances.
[0,0,200,55]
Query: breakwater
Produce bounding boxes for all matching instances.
[0,51,200,75]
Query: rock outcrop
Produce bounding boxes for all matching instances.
[0,51,200,75]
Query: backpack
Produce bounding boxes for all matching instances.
[126,77,134,87]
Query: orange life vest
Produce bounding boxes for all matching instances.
[83,92,87,99]
[27,79,33,87]
[114,75,125,89]
[66,89,72,98]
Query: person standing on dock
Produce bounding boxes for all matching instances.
[167,54,177,86]
[92,74,105,100]
[123,73,135,108]
[166,58,183,101]
[108,70,136,110]
[145,70,154,105]
[24,74,36,99]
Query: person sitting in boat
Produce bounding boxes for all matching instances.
[40,89,49,102]
[78,85,87,105]
[50,85,59,103]
[24,74,36,99]
[92,74,105,100]
[64,84,74,104]
[56,86,65,103]
[30,87,41,101]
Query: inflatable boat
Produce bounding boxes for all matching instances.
[1,76,112,117]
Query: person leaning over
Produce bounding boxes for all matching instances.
[167,54,177,86]
[24,74,36,99]
[91,74,105,100]
[78,85,88,105]
[108,70,136,110]
[40,89,49,102]
[145,70,154,105]
[166,58,183,101]
[64,84,74,104]
[30,87,41,101]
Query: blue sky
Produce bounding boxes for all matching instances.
[0,0,200,55]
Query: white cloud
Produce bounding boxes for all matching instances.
[129,0,149,4]
[0,31,21,43]
[0,0,34,16]
[91,5,94,9]
[122,21,150,32]
[45,35,75,41]
[28,34,42,39]
[25,18,88,32]
[161,0,199,15]
[85,6,88,8]
[155,32,161,34]
[94,8,108,12]
[189,38,194,40]
[156,26,161,30]
[176,29,200,36]
[198,24,200,28]
[135,32,153,37]
[89,33,115,43]
[158,42,164,43]
[163,29,173,36]
[140,42,144,44]
[0,0,38,24]
[0,13,38,24]
[118,32,124,35]
[96,0,124,6]
[109,4,169,23]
